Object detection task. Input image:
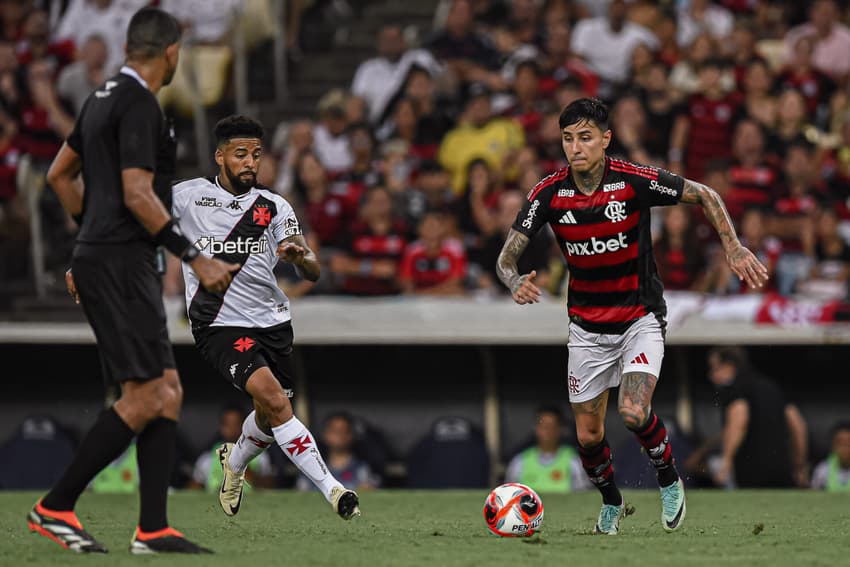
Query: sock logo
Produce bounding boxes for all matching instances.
[285,434,313,456]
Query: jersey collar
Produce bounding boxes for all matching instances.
[119,65,148,90]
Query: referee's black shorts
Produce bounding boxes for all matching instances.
[193,322,295,394]
[72,241,175,385]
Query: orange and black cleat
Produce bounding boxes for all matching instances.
[27,500,108,553]
[129,526,213,554]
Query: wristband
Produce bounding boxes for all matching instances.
[154,219,197,262]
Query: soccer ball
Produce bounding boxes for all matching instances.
[483,483,544,537]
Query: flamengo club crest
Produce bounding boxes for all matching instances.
[604,200,627,223]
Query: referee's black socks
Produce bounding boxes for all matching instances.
[42,407,135,511]
[137,417,177,532]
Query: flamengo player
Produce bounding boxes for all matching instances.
[172,116,360,520]
[498,98,768,534]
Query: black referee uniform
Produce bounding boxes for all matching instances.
[69,67,176,383]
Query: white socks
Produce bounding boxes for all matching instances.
[229,411,274,474]
[272,416,342,501]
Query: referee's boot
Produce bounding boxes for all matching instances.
[130,526,213,554]
[27,499,108,553]
[217,442,245,516]
[330,486,361,520]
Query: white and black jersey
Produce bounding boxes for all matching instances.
[172,177,302,332]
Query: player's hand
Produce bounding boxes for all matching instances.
[65,268,80,304]
[277,241,306,265]
[511,270,541,305]
[726,242,768,289]
[191,255,240,293]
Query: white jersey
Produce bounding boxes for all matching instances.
[172,177,302,331]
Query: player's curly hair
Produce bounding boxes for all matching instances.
[558,97,609,132]
[214,115,265,146]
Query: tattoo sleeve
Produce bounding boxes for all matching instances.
[496,229,530,293]
[680,179,739,251]
[285,234,321,282]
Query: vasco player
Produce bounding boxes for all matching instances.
[172,115,360,521]
[30,8,235,554]
[498,98,768,535]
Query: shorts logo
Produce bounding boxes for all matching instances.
[569,373,580,395]
[629,352,649,365]
[229,363,239,377]
[233,337,256,352]
[649,179,677,197]
[603,181,625,192]
[285,434,313,456]
[253,206,272,226]
[604,200,627,223]
[522,199,540,229]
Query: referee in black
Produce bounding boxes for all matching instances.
[26,7,236,555]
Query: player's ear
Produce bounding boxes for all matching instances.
[602,129,612,150]
[214,146,224,167]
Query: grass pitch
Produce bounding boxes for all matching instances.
[1,490,848,566]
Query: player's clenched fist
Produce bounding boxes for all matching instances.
[511,270,541,305]
[191,255,240,293]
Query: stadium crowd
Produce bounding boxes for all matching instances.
[1,0,850,303]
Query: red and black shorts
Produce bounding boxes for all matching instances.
[193,322,295,394]
[72,242,175,385]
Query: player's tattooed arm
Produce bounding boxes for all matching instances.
[619,372,658,429]
[278,234,320,281]
[680,179,768,289]
[497,229,541,304]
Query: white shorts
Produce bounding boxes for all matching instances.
[567,314,665,403]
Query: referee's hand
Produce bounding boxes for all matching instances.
[65,269,80,304]
[191,256,241,293]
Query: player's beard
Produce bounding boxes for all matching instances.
[225,163,256,194]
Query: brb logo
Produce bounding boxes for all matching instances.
[649,179,677,198]
[565,233,628,256]
[522,199,540,229]
[194,236,268,254]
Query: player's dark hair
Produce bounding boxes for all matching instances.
[559,97,609,131]
[710,346,749,371]
[535,405,564,424]
[214,115,265,146]
[126,7,181,60]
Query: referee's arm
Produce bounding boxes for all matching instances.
[47,142,84,218]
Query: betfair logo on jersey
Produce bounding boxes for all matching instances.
[194,236,268,254]
[564,233,628,256]
[649,179,677,197]
[603,181,625,192]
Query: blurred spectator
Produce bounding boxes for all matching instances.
[399,209,466,295]
[669,32,734,97]
[637,60,679,163]
[653,8,680,68]
[772,141,822,254]
[784,0,850,82]
[488,21,539,92]
[726,20,762,86]
[189,405,276,491]
[728,119,780,211]
[569,0,657,99]
[438,82,525,193]
[272,119,314,197]
[677,0,735,48]
[0,107,19,202]
[777,35,836,122]
[504,406,588,493]
[797,205,850,299]
[398,159,455,229]
[811,421,850,491]
[297,412,378,492]
[538,22,598,99]
[330,186,407,296]
[824,111,850,205]
[313,89,353,174]
[670,57,741,179]
[426,0,501,79]
[455,158,502,253]
[477,190,552,294]
[0,0,30,42]
[56,0,146,75]
[351,24,440,126]
[738,58,777,131]
[709,207,780,294]
[398,66,453,157]
[56,35,107,116]
[161,0,242,43]
[17,6,74,69]
[771,88,811,156]
[339,121,379,200]
[705,346,808,488]
[629,42,657,92]
[654,205,708,291]
[295,151,356,250]
[607,94,652,164]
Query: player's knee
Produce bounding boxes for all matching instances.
[577,425,605,447]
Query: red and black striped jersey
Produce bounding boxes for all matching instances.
[512,157,685,334]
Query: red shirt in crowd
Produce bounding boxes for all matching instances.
[681,92,742,180]
[341,221,407,296]
[304,192,356,247]
[399,238,467,290]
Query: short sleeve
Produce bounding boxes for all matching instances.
[512,182,555,237]
[67,116,83,154]
[273,199,303,244]
[118,94,160,171]
[631,166,685,207]
[171,184,191,218]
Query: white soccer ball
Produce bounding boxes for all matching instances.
[483,483,544,537]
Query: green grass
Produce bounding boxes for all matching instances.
[2,490,848,566]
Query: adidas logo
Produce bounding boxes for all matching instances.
[559,211,577,224]
[629,352,649,365]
